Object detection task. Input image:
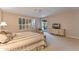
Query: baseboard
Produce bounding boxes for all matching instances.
[67,35,79,39]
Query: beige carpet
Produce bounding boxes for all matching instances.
[43,32,79,51]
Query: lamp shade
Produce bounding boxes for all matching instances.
[0,22,7,27]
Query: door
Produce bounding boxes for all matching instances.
[41,20,48,32]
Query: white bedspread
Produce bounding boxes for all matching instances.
[0,32,46,51]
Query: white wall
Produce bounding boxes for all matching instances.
[47,11,79,39]
[0,10,40,33]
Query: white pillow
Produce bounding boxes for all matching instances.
[0,34,8,43]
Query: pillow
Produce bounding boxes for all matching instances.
[0,31,16,44]
[12,33,16,38]
[0,34,8,44]
[6,33,13,41]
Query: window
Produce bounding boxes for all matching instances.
[19,17,36,31]
[19,17,25,30]
[31,19,35,29]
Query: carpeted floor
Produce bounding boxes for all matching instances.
[43,32,79,51]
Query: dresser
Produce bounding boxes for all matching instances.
[48,28,65,36]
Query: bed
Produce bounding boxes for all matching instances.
[0,32,47,51]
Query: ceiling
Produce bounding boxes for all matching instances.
[1,7,79,18]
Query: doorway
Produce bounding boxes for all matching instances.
[41,19,48,32]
